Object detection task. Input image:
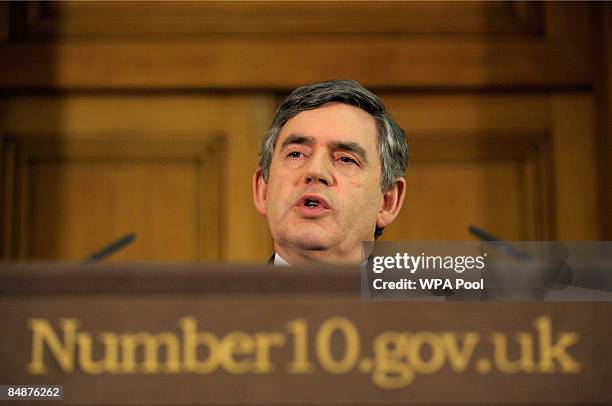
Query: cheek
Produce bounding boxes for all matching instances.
[266,182,281,216]
[342,179,382,218]
[336,164,361,178]
[266,178,292,218]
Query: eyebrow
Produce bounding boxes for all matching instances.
[280,133,369,164]
[280,133,315,150]
[330,141,369,164]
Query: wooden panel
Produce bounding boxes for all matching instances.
[383,130,552,242]
[1,141,16,255]
[386,161,529,241]
[0,2,591,89]
[551,95,601,240]
[544,1,591,40]
[379,93,600,241]
[0,1,604,260]
[23,1,542,37]
[0,39,591,90]
[0,96,275,262]
[2,264,612,404]
[382,95,551,132]
[2,134,226,262]
[594,2,612,240]
[199,137,227,261]
[0,1,8,43]
[29,162,199,261]
[221,96,276,262]
[0,96,253,134]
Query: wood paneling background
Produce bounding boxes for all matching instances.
[0,1,609,262]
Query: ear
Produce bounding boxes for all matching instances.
[252,167,268,217]
[376,177,406,229]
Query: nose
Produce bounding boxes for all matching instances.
[303,153,333,186]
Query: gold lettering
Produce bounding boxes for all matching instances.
[286,319,313,373]
[120,332,180,374]
[492,332,535,373]
[179,316,219,373]
[99,333,121,373]
[535,316,581,373]
[442,332,479,372]
[253,332,285,374]
[406,332,445,374]
[219,332,255,374]
[316,317,360,374]
[27,318,78,374]
[24,314,582,383]
[372,332,414,389]
[77,332,119,374]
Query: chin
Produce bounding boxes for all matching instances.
[284,227,334,251]
[293,233,330,250]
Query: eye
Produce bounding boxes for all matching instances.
[287,151,303,159]
[338,156,357,164]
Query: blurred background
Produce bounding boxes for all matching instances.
[0,1,610,263]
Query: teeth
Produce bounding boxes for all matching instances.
[305,200,319,207]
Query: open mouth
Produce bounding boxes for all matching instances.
[304,198,320,207]
[296,195,331,215]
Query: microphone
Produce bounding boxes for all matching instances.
[468,224,531,260]
[82,233,136,263]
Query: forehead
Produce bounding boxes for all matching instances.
[276,102,379,151]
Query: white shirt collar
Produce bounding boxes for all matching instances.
[273,253,292,267]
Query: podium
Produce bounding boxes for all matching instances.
[1,263,610,404]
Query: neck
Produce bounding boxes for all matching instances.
[274,242,363,266]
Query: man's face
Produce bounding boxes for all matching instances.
[254,102,386,264]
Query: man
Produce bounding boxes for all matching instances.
[252,80,408,265]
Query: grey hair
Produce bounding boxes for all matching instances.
[258,80,408,238]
